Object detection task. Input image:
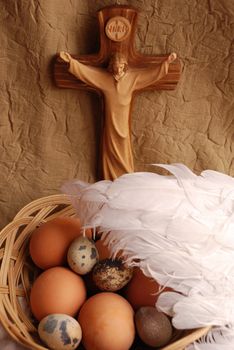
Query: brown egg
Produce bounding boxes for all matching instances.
[124,268,172,310]
[29,217,92,269]
[135,307,173,347]
[78,292,135,350]
[95,239,110,260]
[30,267,87,321]
[95,239,124,260]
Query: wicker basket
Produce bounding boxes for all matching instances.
[0,194,210,350]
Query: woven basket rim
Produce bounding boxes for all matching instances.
[0,194,210,350]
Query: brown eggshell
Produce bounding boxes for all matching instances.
[95,239,124,260]
[30,267,87,321]
[124,268,172,310]
[78,292,135,350]
[95,239,110,260]
[135,306,173,347]
[29,217,92,269]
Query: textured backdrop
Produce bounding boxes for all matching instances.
[0,0,234,349]
[1,0,233,230]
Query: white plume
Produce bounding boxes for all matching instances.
[61,163,234,349]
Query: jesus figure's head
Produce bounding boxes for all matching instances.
[108,53,128,81]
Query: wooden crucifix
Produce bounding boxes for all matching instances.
[54,5,181,180]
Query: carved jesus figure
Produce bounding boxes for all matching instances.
[60,51,177,180]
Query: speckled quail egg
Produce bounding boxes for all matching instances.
[92,258,133,291]
[38,314,82,350]
[67,236,99,275]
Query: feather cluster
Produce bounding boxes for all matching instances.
[62,164,234,349]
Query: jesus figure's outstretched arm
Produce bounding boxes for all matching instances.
[59,51,107,90]
[134,53,177,90]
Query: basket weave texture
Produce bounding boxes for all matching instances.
[0,194,210,350]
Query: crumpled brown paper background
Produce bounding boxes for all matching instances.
[1,0,233,227]
[0,1,234,348]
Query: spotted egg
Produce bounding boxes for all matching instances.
[67,236,99,275]
[92,258,133,291]
[38,314,82,350]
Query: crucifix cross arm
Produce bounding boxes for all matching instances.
[59,50,177,91]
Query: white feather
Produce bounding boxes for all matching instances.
[61,163,234,349]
